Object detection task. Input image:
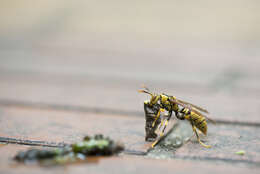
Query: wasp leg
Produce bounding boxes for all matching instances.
[151,139,159,148]
[152,108,164,127]
[151,112,172,148]
[157,113,167,130]
[184,134,195,143]
[158,117,165,130]
[151,119,165,148]
[192,126,211,148]
[160,111,172,135]
[151,118,167,148]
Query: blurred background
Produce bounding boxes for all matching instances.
[0,0,260,123]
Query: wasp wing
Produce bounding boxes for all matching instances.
[176,99,209,113]
[191,108,216,124]
[169,98,189,109]
[169,98,216,124]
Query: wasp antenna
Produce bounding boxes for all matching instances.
[138,89,149,94]
[138,90,154,97]
[141,84,150,92]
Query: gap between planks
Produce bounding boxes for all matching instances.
[0,99,260,127]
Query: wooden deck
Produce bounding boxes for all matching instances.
[1,1,260,173]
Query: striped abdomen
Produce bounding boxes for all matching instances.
[185,112,208,135]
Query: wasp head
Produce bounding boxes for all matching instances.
[138,86,160,106]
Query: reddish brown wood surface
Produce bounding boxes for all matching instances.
[1,1,260,173]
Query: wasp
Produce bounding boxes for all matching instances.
[139,86,215,148]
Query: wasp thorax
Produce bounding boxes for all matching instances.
[160,94,168,103]
[171,96,176,100]
[181,108,190,114]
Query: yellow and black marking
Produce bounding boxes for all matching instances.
[139,86,213,148]
[152,108,165,127]
[180,108,211,148]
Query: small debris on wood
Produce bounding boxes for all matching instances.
[14,134,124,165]
[235,150,246,156]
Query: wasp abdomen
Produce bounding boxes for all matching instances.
[187,113,208,135]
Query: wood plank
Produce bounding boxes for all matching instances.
[0,144,259,174]
[0,105,174,153]
[0,73,259,124]
[149,121,260,165]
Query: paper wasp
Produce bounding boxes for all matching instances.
[139,86,215,148]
